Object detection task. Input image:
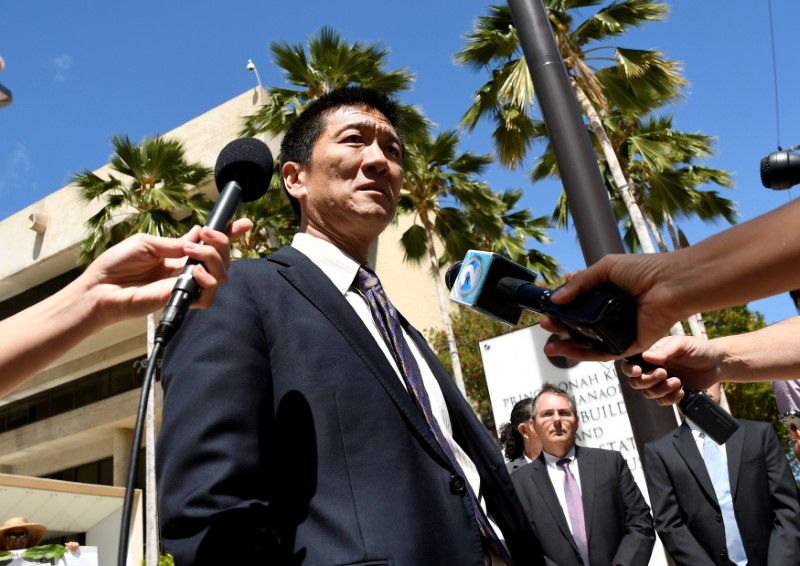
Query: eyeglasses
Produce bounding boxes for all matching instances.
[5,530,28,540]
[537,409,575,421]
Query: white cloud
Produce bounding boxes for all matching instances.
[51,54,73,82]
[0,143,32,195]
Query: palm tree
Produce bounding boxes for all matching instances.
[538,111,737,336]
[235,171,297,258]
[398,130,558,396]
[240,26,427,141]
[541,113,736,250]
[455,2,682,167]
[456,1,727,338]
[75,134,211,262]
[466,188,559,284]
[456,1,685,246]
[73,134,212,565]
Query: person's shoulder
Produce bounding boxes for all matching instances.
[645,424,686,450]
[735,418,776,437]
[577,445,619,462]
[507,456,531,475]
[228,247,299,278]
[735,418,769,428]
[509,459,539,483]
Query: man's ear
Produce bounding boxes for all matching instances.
[282,161,307,200]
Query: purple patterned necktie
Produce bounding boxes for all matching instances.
[355,266,513,565]
[558,458,590,566]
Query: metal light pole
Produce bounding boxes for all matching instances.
[246,58,265,106]
[506,0,677,457]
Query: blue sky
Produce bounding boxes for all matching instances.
[2,1,799,327]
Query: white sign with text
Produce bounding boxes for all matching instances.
[481,324,675,565]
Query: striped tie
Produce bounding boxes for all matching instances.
[355,266,513,565]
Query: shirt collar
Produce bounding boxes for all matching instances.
[685,418,704,437]
[542,446,577,468]
[291,233,364,294]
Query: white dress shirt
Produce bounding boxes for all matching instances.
[687,418,729,463]
[542,446,581,536]
[291,234,504,548]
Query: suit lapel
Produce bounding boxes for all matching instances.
[530,457,578,551]
[673,424,718,505]
[270,248,453,469]
[576,446,596,541]
[724,424,744,498]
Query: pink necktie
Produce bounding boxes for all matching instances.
[558,458,590,565]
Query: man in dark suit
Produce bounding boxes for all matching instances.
[156,87,544,565]
[644,382,800,565]
[511,383,655,566]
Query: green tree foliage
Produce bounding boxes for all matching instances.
[73,134,212,266]
[427,303,542,434]
[703,305,793,454]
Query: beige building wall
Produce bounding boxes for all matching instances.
[0,89,450,480]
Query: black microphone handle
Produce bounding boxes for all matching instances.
[625,354,739,444]
[155,180,244,345]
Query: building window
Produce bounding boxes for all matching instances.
[0,358,148,433]
[0,268,81,321]
[46,451,143,489]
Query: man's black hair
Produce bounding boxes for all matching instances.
[279,86,404,218]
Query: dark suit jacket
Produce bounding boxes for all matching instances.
[511,446,655,566]
[156,246,544,566]
[506,455,529,475]
[644,420,800,566]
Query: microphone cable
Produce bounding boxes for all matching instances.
[114,137,273,566]
[117,342,164,566]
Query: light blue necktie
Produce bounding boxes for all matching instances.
[703,433,747,565]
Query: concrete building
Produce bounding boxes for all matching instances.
[0,89,447,562]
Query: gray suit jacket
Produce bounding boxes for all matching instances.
[644,420,800,565]
[511,446,655,566]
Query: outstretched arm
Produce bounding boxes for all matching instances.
[0,220,251,396]
[620,317,800,405]
[543,198,800,362]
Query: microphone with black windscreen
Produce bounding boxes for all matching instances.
[445,250,739,444]
[155,137,273,345]
[760,148,800,190]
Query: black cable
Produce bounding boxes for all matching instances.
[766,0,782,151]
[118,341,164,566]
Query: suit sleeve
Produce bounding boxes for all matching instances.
[643,442,710,563]
[611,452,656,566]
[156,267,275,565]
[763,423,800,562]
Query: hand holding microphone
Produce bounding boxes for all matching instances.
[445,251,739,443]
[156,138,273,345]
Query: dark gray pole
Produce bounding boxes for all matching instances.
[506,0,677,458]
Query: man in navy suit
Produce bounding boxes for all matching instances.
[644,382,800,565]
[511,383,654,565]
[156,87,544,565]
